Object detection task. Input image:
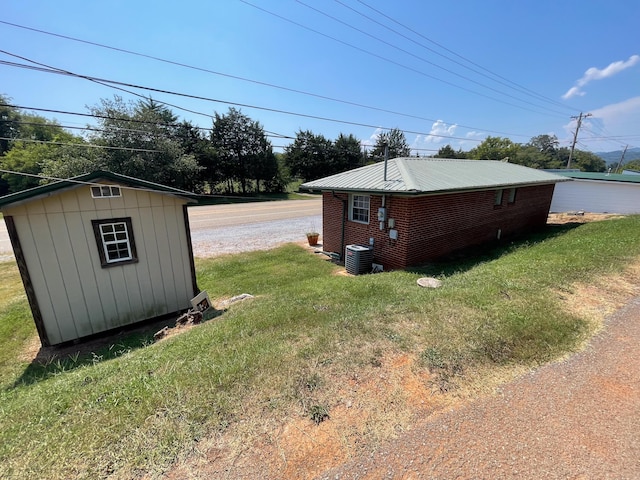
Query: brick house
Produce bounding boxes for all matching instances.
[301,158,569,270]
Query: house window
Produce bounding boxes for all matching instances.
[350,194,370,223]
[91,218,138,267]
[508,188,517,204]
[494,189,503,207]
[91,185,121,198]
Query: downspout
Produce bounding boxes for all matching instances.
[332,190,347,261]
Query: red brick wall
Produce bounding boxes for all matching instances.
[322,184,555,269]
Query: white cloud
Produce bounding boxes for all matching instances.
[410,121,458,154]
[424,120,458,143]
[561,96,640,150]
[361,128,384,149]
[562,54,640,99]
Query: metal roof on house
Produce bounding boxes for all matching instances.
[0,170,199,209]
[300,158,570,194]
[553,171,640,184]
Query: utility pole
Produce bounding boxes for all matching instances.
[615,145,628,173]
[567,112,592,169]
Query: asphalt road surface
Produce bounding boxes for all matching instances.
[187,198,322,257]
[0,198,323,261]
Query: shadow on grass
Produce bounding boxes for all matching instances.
[9,309,224,390]
[407,222,585,278]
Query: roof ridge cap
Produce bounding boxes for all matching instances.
[394,158,418,190]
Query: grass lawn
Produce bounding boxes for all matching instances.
[1,216,639,478]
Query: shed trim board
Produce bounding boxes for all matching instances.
[4,215,50,345]
[183,204,200,296]
[0,171,200,346]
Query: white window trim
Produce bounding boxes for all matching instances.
[91,217,138,267]
[91,185,122,198]
[349,194,370,224]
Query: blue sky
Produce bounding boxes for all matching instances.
[2,0,639,156]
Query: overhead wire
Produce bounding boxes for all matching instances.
[3,117,295,140]
[0,19,535,139]
[239,0,569,119]
[352,0,575,112]
[0,136,164,153]
[0,54,488,144]
[296,0,571,116]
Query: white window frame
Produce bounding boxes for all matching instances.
[508,187,517,204]
[494,189,504,207]
[91,217,138,267]
[349,194,370,224]
[91,185,122,198]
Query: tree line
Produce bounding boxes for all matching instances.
[1,94,624,196]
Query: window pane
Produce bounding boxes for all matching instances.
[351,195,370,223]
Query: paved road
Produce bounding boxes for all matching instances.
[188,199,321,229]
[187,198,323,257]
[0,198,323,261]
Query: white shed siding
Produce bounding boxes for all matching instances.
[3,184,195,343]
[550,180,640,214]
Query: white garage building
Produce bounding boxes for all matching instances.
[550,171,640,214]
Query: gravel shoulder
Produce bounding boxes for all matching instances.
[317,296,640,479]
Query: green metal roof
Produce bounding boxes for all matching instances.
[300,158,569,194]
[553,171,640,184]
[0,170,199,209]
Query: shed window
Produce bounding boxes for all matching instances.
[494,189,503,207]
[508,188,517,204]
[91,185,121,198]
[350,194,370,223]
[92,218,138,267]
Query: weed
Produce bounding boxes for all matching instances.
[308,404,330,425]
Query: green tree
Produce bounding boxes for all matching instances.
[369,128,410,161]
[87,96,202,190]
[516,135,562,169]
[210,107,276,194]
[468,136,520,161]
[333,133,363,171]
[1,131,90,192]
[0,100,82,193]
[433,144,467,159]
[284,130,334,181]
[622,159,640,172]
[572,150,606,172]
[0,95,21,156]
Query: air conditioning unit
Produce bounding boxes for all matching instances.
[345,245,373,275]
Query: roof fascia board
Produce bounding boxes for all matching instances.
[313,179,568,196]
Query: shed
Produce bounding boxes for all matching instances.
[301,158,568,270]
[0,170,199,346]
[549,171,640,214]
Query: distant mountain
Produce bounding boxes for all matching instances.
[596,147,640,165]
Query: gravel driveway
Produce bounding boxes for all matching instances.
[190,214,321,257]
[318,296,640,479]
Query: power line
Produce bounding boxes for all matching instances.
[239,0,568,119]
[0,55,488,144]
[0,20,535,139]
[0,136,164,153]
[3,118,294,140]
[298,0,572,116]
[0,168,195,195]
[353,0,574,112]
